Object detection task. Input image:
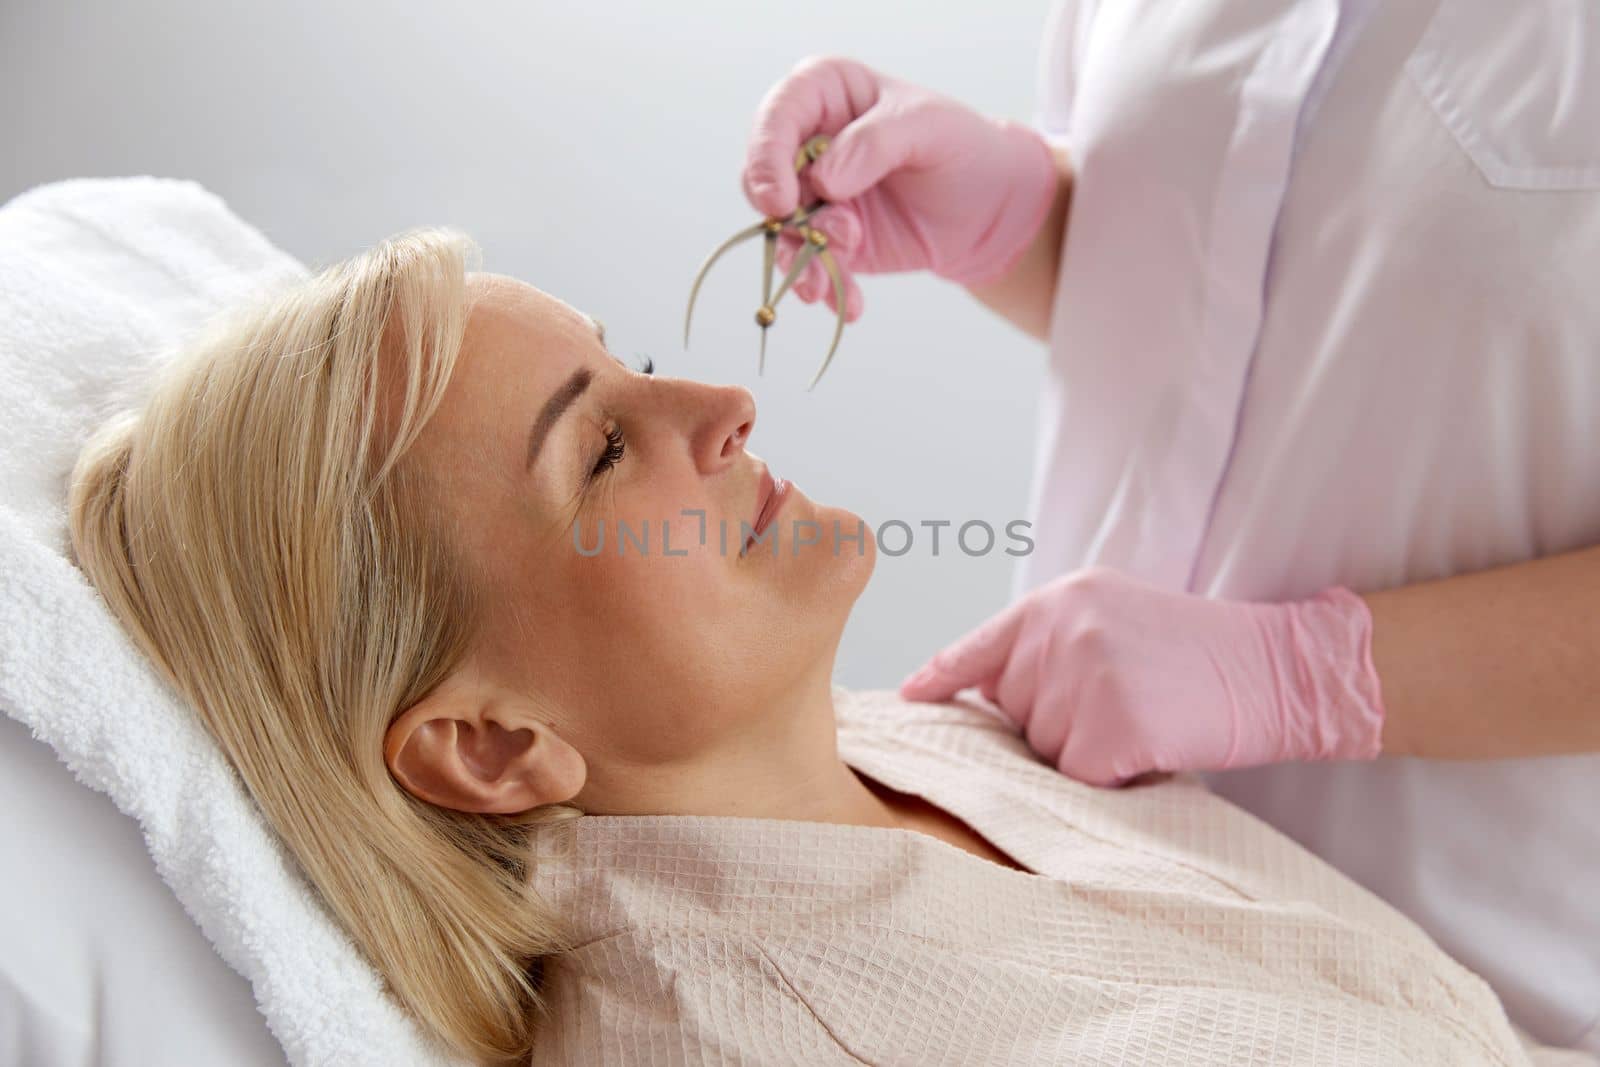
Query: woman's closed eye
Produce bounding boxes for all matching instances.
[586,352,655,482]
[590,424,626,480]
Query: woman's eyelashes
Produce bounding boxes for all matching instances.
[589,423,626,481]
[586,358,652,483]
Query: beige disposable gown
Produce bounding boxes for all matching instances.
[525,688,1591,1065]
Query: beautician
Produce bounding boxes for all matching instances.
[741,0,1600,1054]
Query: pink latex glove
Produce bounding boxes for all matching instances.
[742,55,1059,321]
[897,567,1387,787]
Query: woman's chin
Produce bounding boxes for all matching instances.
[741,488,876,589]
[810,498,874,580]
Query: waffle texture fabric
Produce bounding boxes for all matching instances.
[525,687,1577,1066]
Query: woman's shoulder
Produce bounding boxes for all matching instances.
[829,685,1444,945]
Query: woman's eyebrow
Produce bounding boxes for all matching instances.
[525,366,593,472]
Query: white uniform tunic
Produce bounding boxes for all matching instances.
[1016,0,1600,1051]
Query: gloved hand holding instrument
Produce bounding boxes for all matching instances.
[685,54,1060,388]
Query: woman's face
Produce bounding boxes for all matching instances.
[409,273,875,776]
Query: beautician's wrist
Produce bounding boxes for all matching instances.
[1280,586,1388,763]
[960,130,1073,341]
[944,121,1066,287]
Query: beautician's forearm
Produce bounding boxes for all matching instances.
[1364,543,1600,759]
[963,139,1074,344]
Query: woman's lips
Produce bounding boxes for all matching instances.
[746,468,791,550]
[755,475,789,536]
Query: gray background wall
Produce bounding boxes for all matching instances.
[1,0,1055,689]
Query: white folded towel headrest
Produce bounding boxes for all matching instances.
[0,176,467,1067]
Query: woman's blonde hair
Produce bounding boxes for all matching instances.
[66,227,584,1065]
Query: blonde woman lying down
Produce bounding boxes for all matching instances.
[65,228,1576,1067]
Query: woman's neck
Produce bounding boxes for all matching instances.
[570,674,904,832]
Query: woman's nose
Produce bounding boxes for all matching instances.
[686,382,756,470]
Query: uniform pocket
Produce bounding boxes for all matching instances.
[1405,0,1600,190]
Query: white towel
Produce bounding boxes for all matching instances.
[0,177,466,1067]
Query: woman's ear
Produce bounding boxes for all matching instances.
[383,678,586,814]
